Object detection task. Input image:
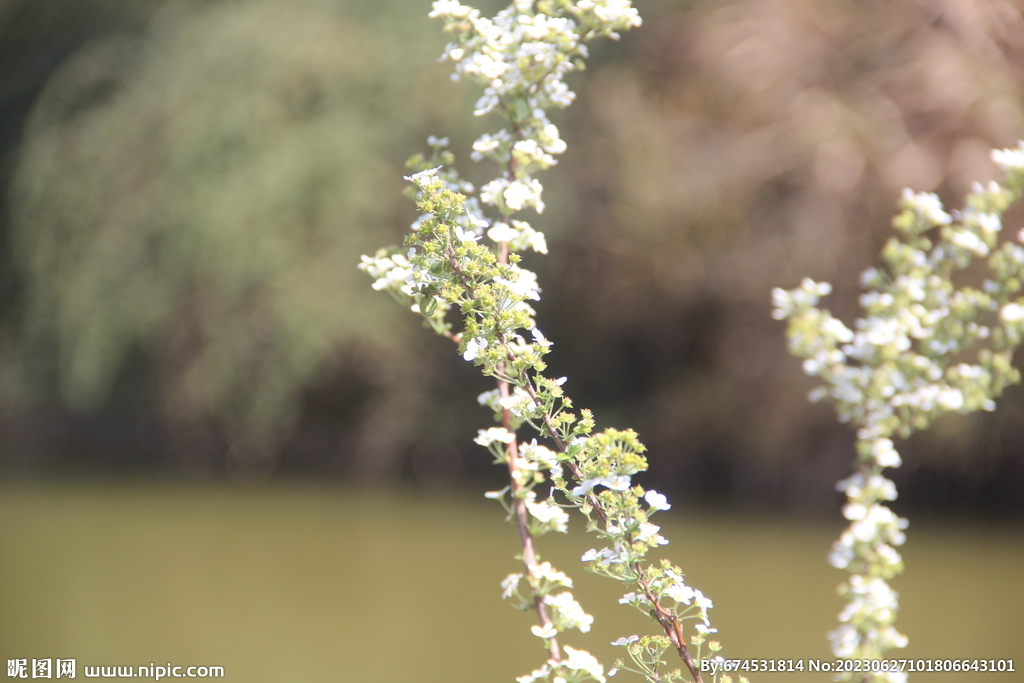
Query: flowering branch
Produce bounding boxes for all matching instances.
[360,2,745,682]
[773,144,1024,682]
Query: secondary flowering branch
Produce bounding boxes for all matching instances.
[773,143,1024,682]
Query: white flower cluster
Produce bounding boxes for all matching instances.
[658,568,714,627]
[431,0,637,218]
[545,591,595,633]
[499,385,542,419]
[525,492,570,533]
[487,219,548,253]
[516,645,606,683]
[433,1,636,114]
[991,140,1024,173]
[829,575,910,683]
[481,176,546,214]
[359,250,416,296]
[495,263,542,302]
[407,164,490,240]
[358,247,457,328]
[521,438,561,468]
[774,145,1024,672]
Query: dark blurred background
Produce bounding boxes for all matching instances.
[2,0,1024,517]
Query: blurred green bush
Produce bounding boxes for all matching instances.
[4,0,1024,508]
[7,0,473,477]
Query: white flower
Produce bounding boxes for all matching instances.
[871,438,902,468]
[770,287,793,319]
[474,427,515,446]
[405,166,442,189]
[850,504,904,544]
[463,336,488,361]
[453,225,480,243]
[572,475,630,496]
[359,253,416,294]
[471,131,507,160]
[516,665,552,683]
[902,188,952,225]
[476,389,501,415]
[977,212,1001,235]
[429,1,473,18]
[644,490,671,511]
[936,387,964,411]
[876,543,903,568]
[513,139,557,168]
[829,623,859,658]
[525,227,548,254]
[545,592,594,632]
[517,220,545,251]
[526,497,569,533]
[501,573,523,599]
[562,646,605,682]
[480,178,508,206]
[495,265,541,301]
[531,327,552,347]
[992,142,1024,172]
[539,123,567,154]
[664,581,695,604]
[949,228,988,256]
[521,440,559,468]
[531,622,558,639]
[498,386,536,417]
[503,178,545,212]
[488,219,548,253]
[637,522,668,545]
[534,561,573,588]
[811,278,832,296]
[1001,302,1024,322]
[487,221,518,243]
[581,547,620,565]
[822,316,854,343]
[828,531,855,569]
[842,503,867,521]
[611,635,638,646]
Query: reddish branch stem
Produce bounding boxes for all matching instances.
[497,240,562,663]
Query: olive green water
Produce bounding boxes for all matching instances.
[1,483,1020,681]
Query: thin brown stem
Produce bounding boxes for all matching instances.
[635,569,703,683]
[444,239,474,292]
[497,237,561,663]
[442,272,565,663]
[433,260,559,662]
[498,366,561,662]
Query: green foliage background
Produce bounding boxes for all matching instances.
[2,0,1024,508]
[3,0,474,477]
